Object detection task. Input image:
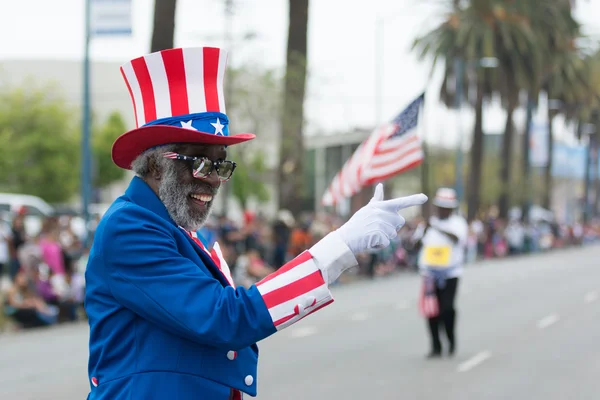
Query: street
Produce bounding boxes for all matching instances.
[1,245,599,399]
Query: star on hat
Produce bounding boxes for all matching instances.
[211,118,225,136]
[181,120,197,131]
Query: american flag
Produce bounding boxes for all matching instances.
[322,93,425,206]
[418,276,439,318]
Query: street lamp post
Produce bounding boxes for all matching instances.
[375,15,384,125]
[82,0,93,247]
[373,11,417,126]
[221,0,235,217]
[82,0,132,246]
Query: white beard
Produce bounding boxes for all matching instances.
[158,161,216,231]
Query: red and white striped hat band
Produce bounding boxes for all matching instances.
[433,188,459,208]
[120,47,230,137]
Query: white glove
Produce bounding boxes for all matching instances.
[309,184,427,285]
[337,183,428,255]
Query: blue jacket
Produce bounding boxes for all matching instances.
[85,177,355,399]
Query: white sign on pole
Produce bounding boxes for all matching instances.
[90,0,133,36]
[529,120,549,168]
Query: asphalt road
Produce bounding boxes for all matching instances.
[1,245,599,399]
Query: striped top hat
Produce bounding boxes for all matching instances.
[112,47,255,169]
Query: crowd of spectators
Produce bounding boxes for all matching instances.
[197,208,600,288]
[0,211,87,330]
[1,205,598,331]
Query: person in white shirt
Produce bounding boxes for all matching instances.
[413,188,468,358]
[505,218,525,254]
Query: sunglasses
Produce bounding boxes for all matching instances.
[163,152,237,182]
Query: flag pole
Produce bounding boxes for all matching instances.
[418,93,430,219]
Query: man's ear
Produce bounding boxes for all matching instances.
[149,157,162,181]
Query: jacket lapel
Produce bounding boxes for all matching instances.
[179,228,232,288]
[123,177,233,288]
[209,242,235,287]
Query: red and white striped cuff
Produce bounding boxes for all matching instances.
[256,231,357,330]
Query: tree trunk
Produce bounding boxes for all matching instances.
[467,81,484,221]
[542,109,555,210]
[277,0,309,215]
[521,95,534,221]
[498,99,516,219]
[150,0,178,52]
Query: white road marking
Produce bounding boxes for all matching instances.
[584,291,598,304]
[537,314,560,329]
[457,351,492,372]
[350,312,370,321]
[290,326,317,338]
[395,301,409,310]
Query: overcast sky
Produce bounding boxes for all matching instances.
[1,0,599,145]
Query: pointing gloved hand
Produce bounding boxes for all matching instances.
[337,183,428,254]
[312,183,427,284]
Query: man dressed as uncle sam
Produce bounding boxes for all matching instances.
[85,46,428,399]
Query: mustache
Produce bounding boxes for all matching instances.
[187,182,218,197]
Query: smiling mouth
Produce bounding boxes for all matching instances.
[189,193,213,206]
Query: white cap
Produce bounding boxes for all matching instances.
[432,187,459,209]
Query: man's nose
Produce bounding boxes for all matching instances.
[199,168,221,189]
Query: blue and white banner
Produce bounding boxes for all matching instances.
[552,143,587,179]
[90,0,132,36]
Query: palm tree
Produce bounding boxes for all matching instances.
[485,0,541,219]
[519,0,582,213]
[412,0,538,220]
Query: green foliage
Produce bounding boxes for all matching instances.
[228,147,270,210]
[223,66,281,211]
[93,111,127,188]
[428,149,458,188]
[0,80,80,203]
[478,155,502,207]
